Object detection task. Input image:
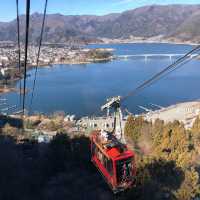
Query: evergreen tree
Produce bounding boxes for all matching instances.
[176,168,200,200]
[124,115,150,143]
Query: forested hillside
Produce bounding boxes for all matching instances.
[1,114,200,199]
[124,116,200,199]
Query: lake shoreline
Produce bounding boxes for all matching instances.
[0,58,114,94]
[0,40,196,95]
[2,42,200,117]
[0,50,114,94]
[94,38,198,46]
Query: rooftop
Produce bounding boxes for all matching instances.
[91,130,134,159]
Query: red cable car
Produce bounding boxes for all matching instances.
[90,130,136,193]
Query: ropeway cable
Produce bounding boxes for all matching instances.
[121,44,200,102]
[29,0,48,113]
[22,0,30,115]
[16,0,22,107]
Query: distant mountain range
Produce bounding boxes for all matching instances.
[1,4,200,44]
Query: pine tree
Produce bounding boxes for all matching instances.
[124,115,150,143]
[176,168,200,200]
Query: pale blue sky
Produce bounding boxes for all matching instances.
[0,0,200,22]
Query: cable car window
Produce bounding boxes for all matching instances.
[96,149,113,176]
[116,157,133,183]
[103,155,113,175]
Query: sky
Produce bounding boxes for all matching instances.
[0,0,200,22]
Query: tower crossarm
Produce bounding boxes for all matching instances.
[101,96,121,111]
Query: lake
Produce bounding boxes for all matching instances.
[2,43,200,117]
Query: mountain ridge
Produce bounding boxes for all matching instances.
[0,4,200,44]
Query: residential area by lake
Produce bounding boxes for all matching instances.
[1,43,199,117]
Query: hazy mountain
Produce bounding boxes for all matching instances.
[0,4,200,43]
[170,11,200,42]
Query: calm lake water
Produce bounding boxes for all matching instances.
[3,43,200,117]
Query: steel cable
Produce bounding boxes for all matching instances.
[16,0,22,107]
[29,0,48,113]
[121,44,200,102]
[22,0,30,115]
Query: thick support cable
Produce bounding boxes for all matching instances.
[29,0,48,113]
[16,0,21,71]
[16,0,22,106]
[121,44,200,102]
[22,0,30,115]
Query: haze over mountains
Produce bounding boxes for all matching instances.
[1,4,200,44]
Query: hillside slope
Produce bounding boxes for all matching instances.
[0,5,200,43]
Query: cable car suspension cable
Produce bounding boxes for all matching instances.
[121,45,200,102]
[16,0,22,107]
[29,0,48,113]
[22,0,30,115]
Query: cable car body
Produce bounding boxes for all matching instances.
[90,130,136,193]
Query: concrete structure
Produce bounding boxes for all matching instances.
[118,53,199,61]
[144,101,200,129]
[77,101,200,132]
[77,115,127,133]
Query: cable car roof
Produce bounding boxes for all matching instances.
[91,130,135,160]
[106,147,134,160]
